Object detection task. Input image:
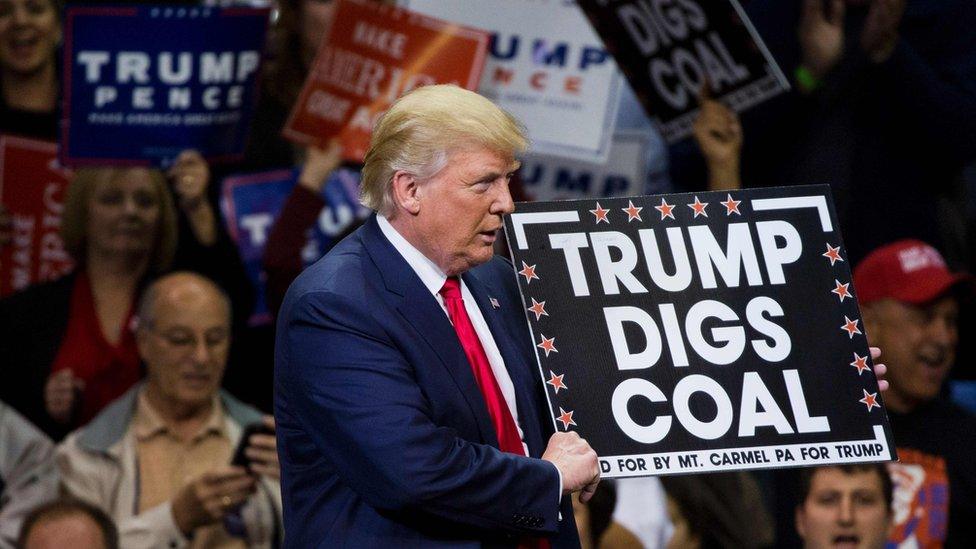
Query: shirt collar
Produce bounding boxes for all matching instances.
[133,389,226,443]
[377,213,448,298]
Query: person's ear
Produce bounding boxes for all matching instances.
[391,171,421,215]
[135,326,152,362]
[795,506,808,540]
[861,302,883,343]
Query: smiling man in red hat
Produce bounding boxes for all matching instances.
[855,239,976,547]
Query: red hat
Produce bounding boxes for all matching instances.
[853,239,974,305]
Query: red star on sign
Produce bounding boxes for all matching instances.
[546,370,567,394]
[537,334,558,357]
[527,298,548,321]
[622,200,643,222]
[720,194,741,215]
[859,389,880,411]
[556,407,576,429]
[654,198,676,220]
[590,202,610,224]
[823,244,844,266]
[841,316,862,338]
[518,261,539,284]
[832,280,851,302]
[850,353,870,375]
[688,196,709,218]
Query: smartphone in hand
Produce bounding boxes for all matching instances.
[231,422,275,470]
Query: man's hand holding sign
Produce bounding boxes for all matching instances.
[504,186,895,477]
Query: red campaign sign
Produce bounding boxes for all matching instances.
[0,136,75,297]
[282,0,489,162]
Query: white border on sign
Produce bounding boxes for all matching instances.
[752,195,833,232]
[727,0,790,89]
[600,425,893,478]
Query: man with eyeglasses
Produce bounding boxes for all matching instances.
[55,272,282,549]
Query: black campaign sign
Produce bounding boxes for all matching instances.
[504,186,895,477]
[576,0,788,143]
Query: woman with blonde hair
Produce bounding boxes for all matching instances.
[0,151,251,440]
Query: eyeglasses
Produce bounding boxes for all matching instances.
[146,326,229,353]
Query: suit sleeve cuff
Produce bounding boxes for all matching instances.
[551,461,563,520]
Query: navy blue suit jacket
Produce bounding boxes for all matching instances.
[274,215,579,548]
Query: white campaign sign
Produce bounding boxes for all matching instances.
[520,130,648,201]
[403,0,622,163]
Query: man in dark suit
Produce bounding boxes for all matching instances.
[274,84,599,547]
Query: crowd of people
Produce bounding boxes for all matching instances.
[1,0,975,547]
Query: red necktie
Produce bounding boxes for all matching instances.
[441,278,552,549]
[440,277,526,456]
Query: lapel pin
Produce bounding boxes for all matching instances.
[489,297,500,309]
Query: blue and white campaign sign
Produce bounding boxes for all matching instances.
[61,5,270,166]
[221,168,369,325]
[519,80,673,201]
[402,0,622,163]
[520,130,651,201]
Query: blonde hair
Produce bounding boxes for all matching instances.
[61,167,178,274]
[360,84,528,216]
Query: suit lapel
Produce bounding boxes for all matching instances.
[463,269,548,458]
[360,217,497,447]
